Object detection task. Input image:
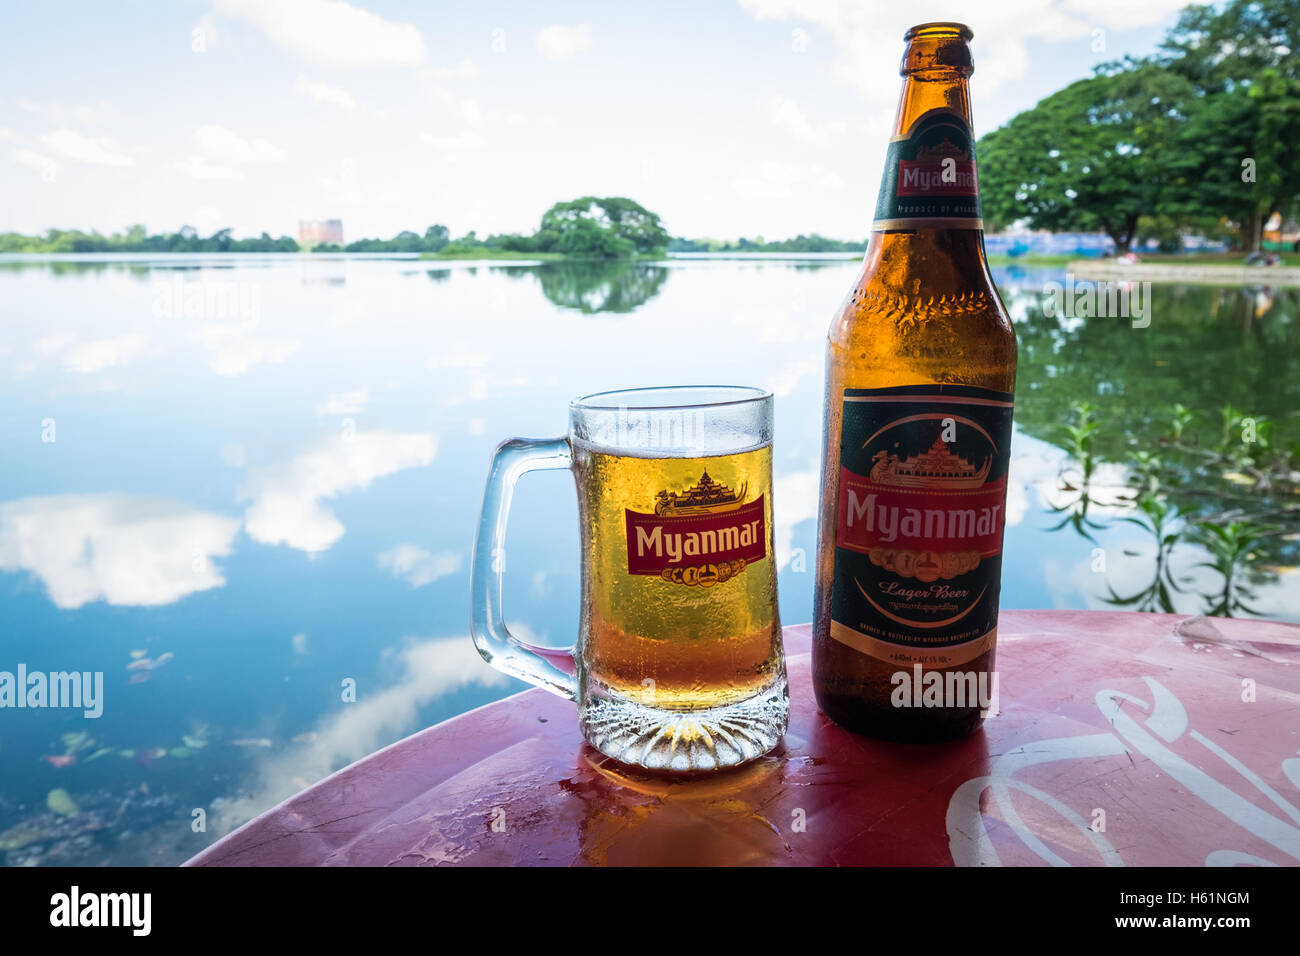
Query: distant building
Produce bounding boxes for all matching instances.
[298,219,344,248]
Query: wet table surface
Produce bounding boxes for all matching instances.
[187,610,1300,866]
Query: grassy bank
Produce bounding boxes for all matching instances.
[987,252,1288,267]
[986,253,1075,265]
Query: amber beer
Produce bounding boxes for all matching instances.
[812,23,1017,741]
[574,444,782,710]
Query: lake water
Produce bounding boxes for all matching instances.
[1,254,1296,865]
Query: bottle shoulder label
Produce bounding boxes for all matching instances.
[829,384,1013,667]
[873,108,983,231]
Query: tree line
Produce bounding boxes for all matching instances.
[1,196,674,259]
[0,225,299,254]
[978,0,1300,253]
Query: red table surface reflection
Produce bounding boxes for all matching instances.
[187,610,1300,867]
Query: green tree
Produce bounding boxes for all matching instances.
[537,196,669,257]
[1160,0,1300,251]
[978,61,1196,252]
[423,224,449,251]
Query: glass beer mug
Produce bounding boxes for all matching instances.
[471,386,787,772]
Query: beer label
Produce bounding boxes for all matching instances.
[873,108,982,230]
[624,471,766,587]
[830,384,1013,667]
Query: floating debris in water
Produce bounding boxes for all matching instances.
[0,820,51,851]
[61,731,94,755]
[126,651,174,683]
[231,738,272,748]
[118,749,135,759]
[87,748,112,761]
[125,651,173,672]
[134,747,168,765]
[129,650,148,660]
[181,734,207,750]
[46,789,80,817]
[168,747,193,759]
[43,755,76,769]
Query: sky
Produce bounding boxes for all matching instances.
[0,0,1206,242]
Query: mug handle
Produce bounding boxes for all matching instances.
[470,437,578,700]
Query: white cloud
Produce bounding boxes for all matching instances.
[536,23,593,61]
[241,430,437,552]
[176,155,243,180]
[0,494,240,609]
[34,333,75,356]
[291,632,310,655]
[420,130,487,152]
[315,157,401,207]
[210,634,509,834]
[191,205,229,237]
[424,58,478,82]
[733,160,843,201]
[213,0,428,67]
[769,95,848,146]
[12,148,58,179]
[1060,0,1197,32]
[198,321,299,376]
[192,124,287,164]
[458,97,484,127]
[774,468,820,570]
[423,85,487,129]
[377,544,462,587]
[316,387,369,415]
[737,1,1198,102]
[767,355,821,397]
[62,334,150,373]
[427,346,490,369]
[40,128,133,167]
[13,98,128,127]
[295,75,357,110]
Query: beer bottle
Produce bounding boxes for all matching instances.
[812,22,1017,742]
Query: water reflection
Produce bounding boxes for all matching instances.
[240,430,438,553]
[208,636,510,835]
[0,253,1296,867]
[532,260,669,313]
[1006,282,1299,619]
[0,494,239,609]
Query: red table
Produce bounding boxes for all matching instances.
[187,611,1300,866]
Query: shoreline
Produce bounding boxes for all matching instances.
[3,249,1296,286]
[1067,260,1300,286]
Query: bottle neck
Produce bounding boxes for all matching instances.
[891,71,973,139]
[866,32,988,276]
[894,24,975,130]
